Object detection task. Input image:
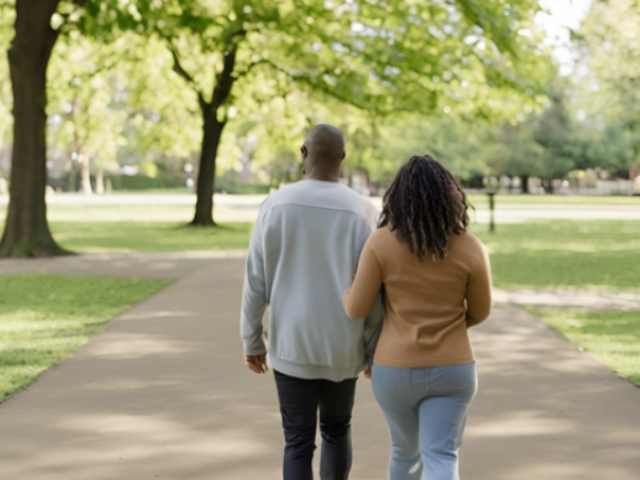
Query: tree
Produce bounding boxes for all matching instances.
[0,0,197,255]
[487,121,543,193]
[574,0,640,171]
[1,0,550,254]
[130,0,548,226]
[0,0,86,257]
[48,35,131,194]
[532,93,580,192]
[116,38,202,182]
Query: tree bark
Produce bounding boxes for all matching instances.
[68,153,78,192]
[0,0,68,257]
[520,175,530,194]
[191,109,225,226]
[189,47,239,227]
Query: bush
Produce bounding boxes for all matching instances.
[108,175,186,191]
[215,172,270,194]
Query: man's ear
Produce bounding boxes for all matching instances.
[301,144,308,158]
[341,151,346,161]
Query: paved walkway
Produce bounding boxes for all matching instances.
[494,286,640,310]
[1,254,639,480]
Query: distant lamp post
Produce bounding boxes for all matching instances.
[486,190,497,233]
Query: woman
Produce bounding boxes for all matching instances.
[343,155,492,480]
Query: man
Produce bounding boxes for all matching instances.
[240,124,382,480]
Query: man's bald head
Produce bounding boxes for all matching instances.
[303,124,346,166]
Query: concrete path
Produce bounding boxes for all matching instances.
[0,255,639,480]
[494,286,640,310]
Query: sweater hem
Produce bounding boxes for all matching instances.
[268,355,362,382]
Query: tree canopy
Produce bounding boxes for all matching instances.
[1,0,638,256]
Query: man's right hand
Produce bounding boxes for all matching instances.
[245,354,268,374]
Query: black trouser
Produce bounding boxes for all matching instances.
[274,370,358,480]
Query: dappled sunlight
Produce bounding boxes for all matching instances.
[1,408,277,480]
[468,411,573,438]
[118,310,196,321]
[54,413,268,458]
[88,335,191,360]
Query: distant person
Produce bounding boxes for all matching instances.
[241,124,382,480]
[343,155,492,480]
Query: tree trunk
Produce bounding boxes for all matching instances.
[68,152,78,192]
[95,168,104,194]
[520,175,530,194]
[0,0,68,258]
[190,109,225,227]
[79,152,92,194]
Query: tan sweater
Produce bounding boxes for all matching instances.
[343,227,492,368]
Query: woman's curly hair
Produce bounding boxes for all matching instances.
[379,154,469,261]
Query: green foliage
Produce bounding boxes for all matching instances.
[488,120,543,179]
[68,0,550,199]
[6,0,628,198]
[0,5,14,148]
[0,274,169,402]
[48,35,130,188]
[473,220,640,289]
[531,92,580,184]
[107,175,186,191]
[572,0,640,170]
[532,308,640,386]
[374,114,491,183]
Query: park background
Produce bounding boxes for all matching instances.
[0,1,639,479]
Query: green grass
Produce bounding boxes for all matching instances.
[0,274,170,402]
[473,220,640,290]
[51,222,252,252]
[530,308,640,386]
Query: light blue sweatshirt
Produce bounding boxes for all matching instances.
[240,179,383,382]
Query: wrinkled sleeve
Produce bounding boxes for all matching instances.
[363,294,383,366]
[240,206,269,355]
[343,240,383,320]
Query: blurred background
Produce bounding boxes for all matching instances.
[1,0,639,205]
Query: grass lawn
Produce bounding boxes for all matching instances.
[0,274,170,403]
[472,220,640,290]
[51,222,252,252]
[529,308,640,387]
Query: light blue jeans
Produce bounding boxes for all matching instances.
[372,363,477,480]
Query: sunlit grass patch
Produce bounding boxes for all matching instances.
[472,220,640,289]
[49,222,252,252]
[0,274,170,403]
